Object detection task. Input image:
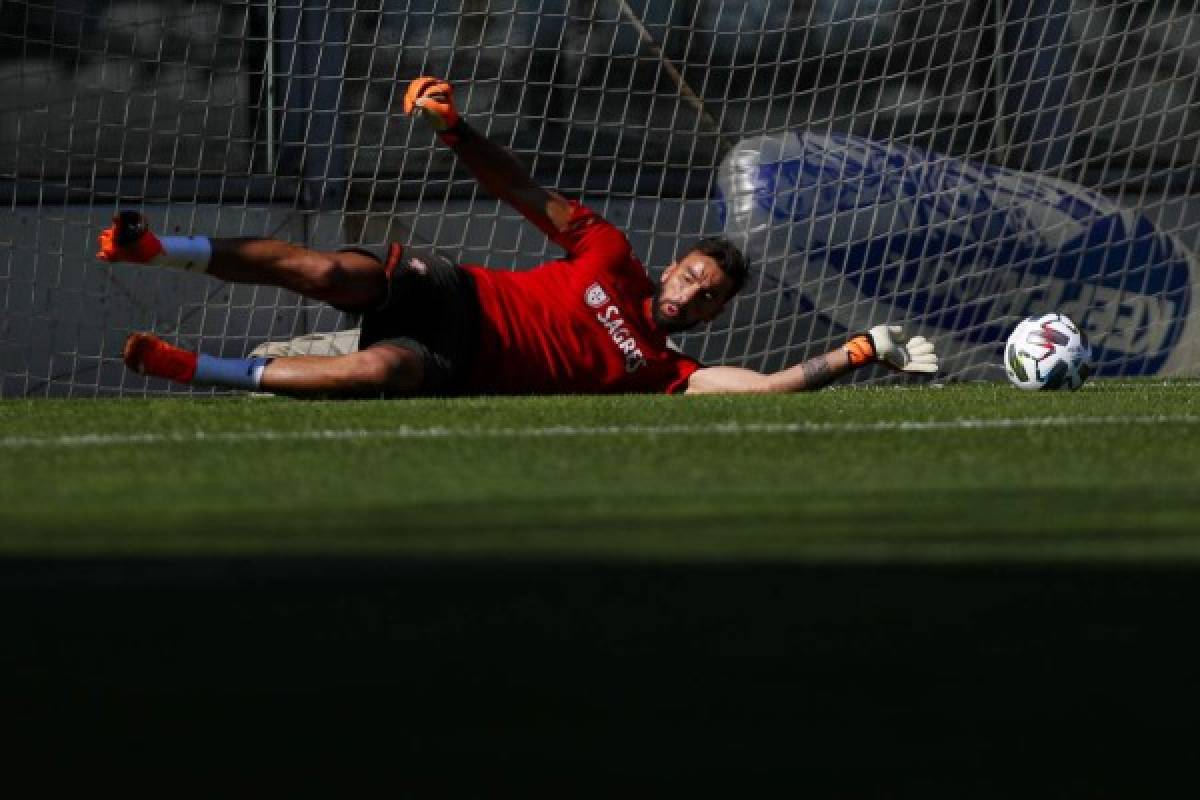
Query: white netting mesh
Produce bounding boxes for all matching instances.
[2,0,1198,395]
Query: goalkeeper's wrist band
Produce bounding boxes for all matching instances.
[845,334,876,367]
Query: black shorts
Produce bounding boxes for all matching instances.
[342,243,481,396]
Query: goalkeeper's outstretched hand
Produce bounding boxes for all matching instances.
[404,76,459,131]
[96,211,162,263]
[865,324,938,374]
[846,325,938,374]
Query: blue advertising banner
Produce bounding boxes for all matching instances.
[716,132,1196,377]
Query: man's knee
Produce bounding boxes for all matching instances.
[354,344,424,394]
[280,250,342,291]
[282,249,385,308]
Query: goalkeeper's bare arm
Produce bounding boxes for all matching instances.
[403,77,575,239]
[97,75,937,397]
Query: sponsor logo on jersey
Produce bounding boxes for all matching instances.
[584,284,647,373]
[585,282,609,308]
[408,257,428,275]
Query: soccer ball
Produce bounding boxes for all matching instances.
[1004,313,1093,390]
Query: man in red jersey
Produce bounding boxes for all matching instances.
[99,76,936,396]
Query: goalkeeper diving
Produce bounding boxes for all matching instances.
[98,77,938,396]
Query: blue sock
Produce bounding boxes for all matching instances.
[193,354,272,390]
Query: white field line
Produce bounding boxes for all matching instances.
[2,415,1200,450]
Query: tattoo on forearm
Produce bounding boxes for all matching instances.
[799,354,838,389]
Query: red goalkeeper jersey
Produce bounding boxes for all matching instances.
[463,202,702,395]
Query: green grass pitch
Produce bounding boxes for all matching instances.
[3,379,1199,561]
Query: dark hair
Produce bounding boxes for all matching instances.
[688,236,748,297]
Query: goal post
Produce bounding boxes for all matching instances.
[2,0,1198,396]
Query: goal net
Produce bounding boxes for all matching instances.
[2,0,1198,396]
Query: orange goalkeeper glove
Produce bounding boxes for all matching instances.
[404,76,460,132]
[846,325,938,374]
[96,211,163,263]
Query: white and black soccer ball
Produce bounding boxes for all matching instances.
[1005,313,1093,391]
